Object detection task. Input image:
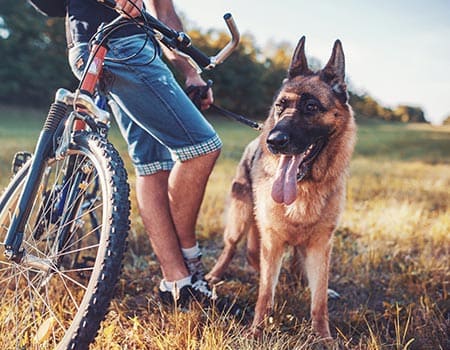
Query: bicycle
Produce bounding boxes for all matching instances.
[0,1,239,349]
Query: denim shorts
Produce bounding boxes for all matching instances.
[68,34,222,176]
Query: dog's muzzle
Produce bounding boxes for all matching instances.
[267,129,326,205]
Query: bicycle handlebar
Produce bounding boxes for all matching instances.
[212,13,240,66]
[97,0,240,70]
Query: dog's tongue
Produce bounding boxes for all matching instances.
[271,154,305,205]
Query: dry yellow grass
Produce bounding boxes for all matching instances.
[0,109,448,349]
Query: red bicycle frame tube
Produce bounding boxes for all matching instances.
[73,44,108,130]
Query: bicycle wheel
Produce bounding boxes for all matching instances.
[0,131,130,350]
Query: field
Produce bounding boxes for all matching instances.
[0,105,449,349]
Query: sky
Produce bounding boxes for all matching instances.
[175,0,450,124]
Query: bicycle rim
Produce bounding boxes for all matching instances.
[0,133,129,349]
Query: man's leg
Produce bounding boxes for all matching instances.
[136,171,189,282]
[168,150,221,249]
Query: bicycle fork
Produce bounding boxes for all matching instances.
[3,98,67,262]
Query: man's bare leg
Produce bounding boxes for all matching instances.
[136,171,188,282]
[168,149,220,249]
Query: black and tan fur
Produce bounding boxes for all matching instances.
[206,37,356,338]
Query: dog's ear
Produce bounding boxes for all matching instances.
[320,40,347,103]
[287,36,312,79]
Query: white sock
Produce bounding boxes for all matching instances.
[159,275,192,292]
[181,242,201,260]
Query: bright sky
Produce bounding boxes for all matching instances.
[175,0,450,124]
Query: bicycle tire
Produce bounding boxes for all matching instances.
[0,131,130,350]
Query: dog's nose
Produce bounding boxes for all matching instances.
[267,131,289,152]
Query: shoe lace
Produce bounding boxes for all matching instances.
[192,279,217,300]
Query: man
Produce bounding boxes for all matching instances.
[65,0,220,306]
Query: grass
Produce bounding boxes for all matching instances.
[0,106,449,349]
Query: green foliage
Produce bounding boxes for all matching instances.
[393,105,426,123]
[349,93,427,123]
[0,1,76,107]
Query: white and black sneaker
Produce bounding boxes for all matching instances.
[158,276,216,309]
[158,284,193,310]
[159,277,243,317]
[191,278,217,303]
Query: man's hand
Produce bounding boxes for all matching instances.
[186,75,214,111]
[116,0,143,18]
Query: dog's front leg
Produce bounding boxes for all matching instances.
[304,239,332,339]
[251,239,284,334]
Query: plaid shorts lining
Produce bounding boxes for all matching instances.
[172,134,222,162]
[135,160,174,176]
[135,134,222,176]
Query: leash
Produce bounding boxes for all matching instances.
[208,103,262,131]
[186,80,263,131]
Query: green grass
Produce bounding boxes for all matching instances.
[354,117,450,163]
[0,106,449,349]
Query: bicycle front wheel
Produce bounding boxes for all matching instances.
[0,132,130,350]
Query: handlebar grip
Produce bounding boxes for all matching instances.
[180,45,211,69]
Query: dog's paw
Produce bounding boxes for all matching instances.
[204,273,222,285]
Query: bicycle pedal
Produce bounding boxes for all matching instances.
[11,151,32,174]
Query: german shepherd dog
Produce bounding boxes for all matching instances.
[206,37,356,338]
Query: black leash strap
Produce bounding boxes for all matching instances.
[186,80,262,131]
[209,104,262,131]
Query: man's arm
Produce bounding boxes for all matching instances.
[145,0,213,109]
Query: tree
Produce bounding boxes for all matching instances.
[394,105,427,123]
[349,92,427,123]
[0,1,76,107]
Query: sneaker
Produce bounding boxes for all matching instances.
[184,254,205,282]
[158,284,193,310]
[159,278,243,317]
[191,278,217,303]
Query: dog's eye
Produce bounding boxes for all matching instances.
[304,100,319,113]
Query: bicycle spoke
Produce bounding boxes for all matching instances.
[49,266,90,291]
[19,268,67,332]
[54,270,82,311]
